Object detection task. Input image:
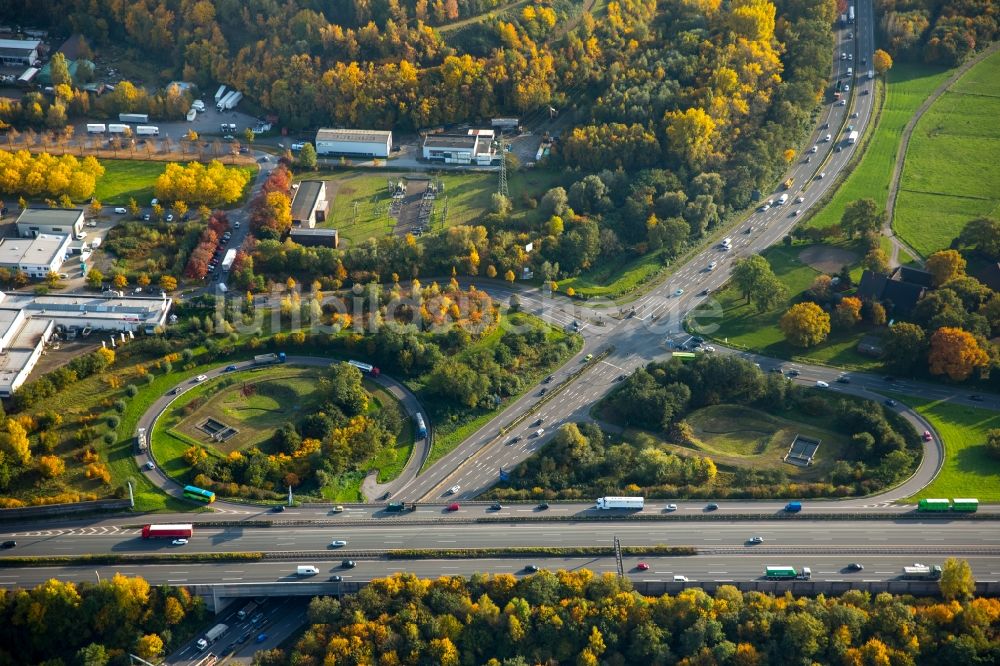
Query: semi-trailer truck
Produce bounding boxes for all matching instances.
[765,566,812,580]
[108,123,128,134]
[236,600,260,620]
[196,623,229,650]
[141,524,193,539]
[86,123,106,134]
[136,125,159,136]
[848,5,855,22]
[254,352,286,365]
[215,85,227,103]
[119,113,149,123]
[222,91,242,110]
[220,248,237,271]
[595,496,644,510]
[902,564,942,580]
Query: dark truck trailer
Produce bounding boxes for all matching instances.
[142,524,193,539]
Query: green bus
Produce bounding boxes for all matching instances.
[764,566,798,579]
[917,498,950,512]
[672,352,697,362]
[951,498,979,512]
[183,485,216,503]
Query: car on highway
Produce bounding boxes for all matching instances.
[748,536,764,544]
[884,399,898,407]
[616,374,626,381]
[342,560,356,568]
[840,52,846,60]
[447,485,461,495]
[533,418,544,427]
[239,631,252,644]
[636,562,650,571]
[861,88,869,95]
[543,375,554,383]
[705,503,719,511]
[490,502,503,511]
[815,380,829,388]
[194,374,208,382]
[172,538,188,545]
[699,289,710,296]
[851,111,859,118]
[808,145,818,154]
[447,502,460,511]
[271,505,285,512]
[922,430,933,441]
[837,99,847,106]
[786,369,800,377]
[847,563,864,571]
[584,353,593,361]
[225,364,238,372]
[144,461,155,470]
[821,122,829,129]
[330,540,347,547]
[796,196,805,203]
[823,134,832,142]
[256,633,268,643]
[759,203,770,212]
[537,502,550,510]
[792,209,800,217]
[707,261,717,271]
[508,436,522,445]
[539,387,548,396]
[534,428,545,438]
[524,564,539,573]
[1,540,15,549]
[843,84,850,92]
[817,172,826,179]
[165,213,174,222]
[114,207,127,214]
[223,642,237,654]
[332,505,344,513]
[329,574,343,582]
[836,375,851,384]
[674,289,684,296]
[665,503,677,512]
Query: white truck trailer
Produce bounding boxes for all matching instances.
[86,123,106,134]
[902,564,942,580]
[218,91,242,111]
[595,496,645,510]
[220,248,237,272]
[136,125,159,136]
[196,623,229,650]
[107,123,128,134]
[847,130,859,145]
[214,85,227,103]
[216,90,237,111]
[118,112,148,123]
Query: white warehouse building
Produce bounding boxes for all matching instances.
[315,129,392,158]
[0,234,70,279]
[422,129,497,165]
[15,208,85,238]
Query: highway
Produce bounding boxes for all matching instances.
[4,555,1000,589]
[5,520,1000,557]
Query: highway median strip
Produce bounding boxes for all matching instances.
[0,552,265,567]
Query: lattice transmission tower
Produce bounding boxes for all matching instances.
[497,133,509,199]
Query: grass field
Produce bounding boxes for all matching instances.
[807,63,953,231]
[695,241,882,369]
[93,159,165,205]
[294,168,564,248]
[679,404,850,478]
[895,50,1000,256]
[895,393,1000,502]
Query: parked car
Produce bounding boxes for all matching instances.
[114,207,127,214]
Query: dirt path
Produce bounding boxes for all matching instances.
[437,0,531,33]
[884,42,1000,266]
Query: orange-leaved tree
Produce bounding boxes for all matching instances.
[928,327,989,381]
[779,302,830,347]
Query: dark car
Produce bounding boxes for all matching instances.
[770,367,783,374]
[786,369,800,377]
[508,436,522,445]
[836,375,850,384]
[847,563,864,571]
[271,505,285,512]
[342,560,357,568]
[539,388,548,396]
[168,387,180,395]
[616,374,626,381]
[329,575,343,582]
[970,395,984,402]
[225,364,238,372]
[537,502,550,511]
[543,375,554,383]
[223,643,237,654]
[884,399,897,407]
[250,613,264,626]
[524,564,539,573]
[533,418,544,427]
[706,503,719,511]
[256,633,268,643]
[1,540,15,549]
[699,289,710,296]
[692,337,705,344]
[239,632,252,644]
[490,502,503,511]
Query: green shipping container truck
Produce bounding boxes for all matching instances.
[917,498,979,512]
[918,498,951,512]
[951,498,979,512]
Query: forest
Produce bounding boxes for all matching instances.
[255,568,1000,666]
[878,0,999,66]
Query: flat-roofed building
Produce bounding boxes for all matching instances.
[0,291,173,334]
[0,234,70,278]
[290,180,328,228]
[0,38,41,67]
[422,129,497,165]
[0,317,53,397]
[15,208,84,238]
[289,227,339,248]
[315,129,392,158]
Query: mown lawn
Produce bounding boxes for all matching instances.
[806,63,953,231]
[895,49,1000,256]
[694,241,882,370]
[93,159,166,205]
[896,394,1000,502]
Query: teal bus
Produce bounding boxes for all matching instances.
[951,498,979,512]
[183,485,216,503]
[917,498,950,512]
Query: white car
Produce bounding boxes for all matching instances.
[823,134,832,142]
[86,220,97,227]
[837,99,847,106]
[665,503,678,512]
[843,84,850,93]
[703,346,716,353]
[330,540,348,547]
[144,461,155,470]
[75,232,87,240]
[114,207,127,214]
[707,261,717,271]
[172,538,188,545]
[194,374,208,382]
[448,485,461,495]
[796,196,805,203]
[759,204,771,212]
[150,198,158,206]
[808,145,818,154]
[815,380,830,388]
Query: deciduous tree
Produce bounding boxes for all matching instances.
[926,249,966,287]
[928,326,988,381]
[840,198,883,238]
[834,296,862,329]
[780,302,830,347]
[940,557,975,601]
[873,49,893,75]
[883,322,926,373]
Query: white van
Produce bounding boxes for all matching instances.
[673,575,689,582]
[296,565,319,576]
[534,428,545,438]
[776,194,788,205]
[720,237,732,248]
[847,67,853,77]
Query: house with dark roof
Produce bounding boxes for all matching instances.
[856,266,930,318]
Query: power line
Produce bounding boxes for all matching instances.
[498,132,509,199]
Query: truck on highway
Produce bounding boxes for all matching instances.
[141,524,193,539]
[254,352,286,365]
[595,496,644,510]
[918,498,951,512]
[136,125,159,136]
[135,427,147,452]
[902,564,942,580]
[196,623,229,650]
[348,359,381,377]
[236,600,260,620]
[86,123,106,134]
[776,193,789,205]
[119,113,148,123]
[385,501,416,512]
[782,177,795,190]
[847,130,859,145]
[215,85,227,103]
[784,501,802,512]
[952,498,979,512]
[107,123,128,134]
[221,248,237,271]
[848,5,855,22]
[764,566,812,580]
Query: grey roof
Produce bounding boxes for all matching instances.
[423,134,478,150]
[291,181,325,222]
[15,207,84,227]
[0,234,68,267]
[316,129,392,144]
[895,266,932,288]
[289,228,338,236]
[0,39,40,54]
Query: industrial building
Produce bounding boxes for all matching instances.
[422,129,497,165]
[315,129,392,158]
[290,180,329,228]
[0,38,41,67]
[289,227,339,248]
[15,208,85,238]
[0,234,70,278]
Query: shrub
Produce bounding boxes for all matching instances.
[102,432,116,445]
[113,399,127,413]
[107,415,121,429]
[125,384,139,397]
